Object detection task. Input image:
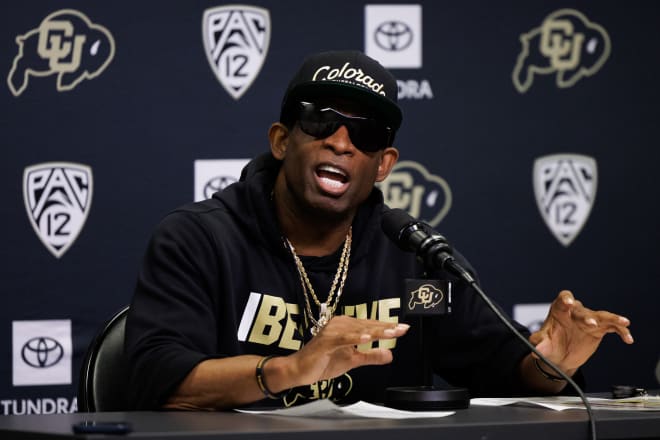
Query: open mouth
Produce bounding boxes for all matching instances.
[315,164,349,193]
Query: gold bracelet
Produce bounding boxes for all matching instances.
[534,358,566,382]
[255,355,286,399]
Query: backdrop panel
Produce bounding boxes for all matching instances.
[1,0,658,415]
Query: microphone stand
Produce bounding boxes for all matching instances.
[384,296,470,411]
[385,322,471,411]
[383,219,470,410]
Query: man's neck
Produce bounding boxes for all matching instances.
[273,182,354,257]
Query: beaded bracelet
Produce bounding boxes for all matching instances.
[534,358,566,382]
[255,355,287,399]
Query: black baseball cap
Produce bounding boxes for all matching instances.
[280,50,402,131]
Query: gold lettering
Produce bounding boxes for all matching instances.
[340,299,401,349]
[309,380,333,399]
[279,303,302,350]
[540,19,583,70]
[352,302,373,351]
[421,286,433,305]
[378,298,400,349]
[38,20,86,73]
[380,172,425,217]
[248,294,286,345]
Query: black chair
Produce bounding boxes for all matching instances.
[78,306,130,412]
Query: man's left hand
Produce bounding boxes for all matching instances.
[529,290,633,375]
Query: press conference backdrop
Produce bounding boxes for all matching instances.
[2,0,658,416]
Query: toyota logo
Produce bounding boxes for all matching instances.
[374,21,414,51]
[21,337,64,368]
[204,176,237,199]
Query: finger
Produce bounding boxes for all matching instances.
[353,323,409,344]
[592,314,634,344]
[344,319,409,339]
[568,309,635,344]
[328,315,408,333]
[607,324,634,344]
[323,322,409,347]
[547,291,578,319]
[352,347,394,366]
[528,328,547,346]
[557,290,576,309]
[590,322,634,344]
[533,337,552,358]
[382,323,410,338]
[571,309,623,330]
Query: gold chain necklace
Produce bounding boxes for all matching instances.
[286,227,352,336]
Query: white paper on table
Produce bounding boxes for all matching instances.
[471,395,660,411]
[236,399,455,419]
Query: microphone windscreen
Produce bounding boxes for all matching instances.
[381,208,416,244]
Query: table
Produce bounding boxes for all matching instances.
[1,404,659,439]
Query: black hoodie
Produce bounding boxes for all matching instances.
[125,153,536,410]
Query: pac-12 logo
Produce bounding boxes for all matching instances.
[23,162,93,258]
[202,5,270,100]
[512,9,610,93]
[533,154,597,246]
[377,161,452,227]
[7,9,115,97]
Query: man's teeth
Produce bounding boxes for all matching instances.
[319,176,344,189]
[318,165,346,177]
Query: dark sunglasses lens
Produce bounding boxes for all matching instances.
[346,120,390,152]
[298,103,390,152]
[298,119,340,139]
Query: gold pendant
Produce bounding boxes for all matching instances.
[311,304,331,336]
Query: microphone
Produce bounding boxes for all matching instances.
[380,208,597,440]
[381,208,475,283]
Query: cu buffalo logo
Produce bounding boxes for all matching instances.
[7,9,115,96]
[512,9,610,93]
[377,161,452,227]
[21,337,64,368]
[409,284,444,311]
[284,373,353,407]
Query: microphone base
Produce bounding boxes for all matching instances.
[384,386,470,411]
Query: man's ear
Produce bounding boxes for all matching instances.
[375,146,399,182]
[269,123,289,160]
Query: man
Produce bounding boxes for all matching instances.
[124,50,633,410]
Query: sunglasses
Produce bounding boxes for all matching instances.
[296,101,392,152]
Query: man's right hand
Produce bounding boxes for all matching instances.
[164,315,409,410]
[265,316,410,394]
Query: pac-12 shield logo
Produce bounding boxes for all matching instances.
[202,5,270,100]
[23,162,93,258]
[7,9,115,97]
[533,154,597,246]
[512,9,610,93]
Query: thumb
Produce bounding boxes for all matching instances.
[534,337,552,358]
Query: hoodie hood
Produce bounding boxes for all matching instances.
[212,152,386,264]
